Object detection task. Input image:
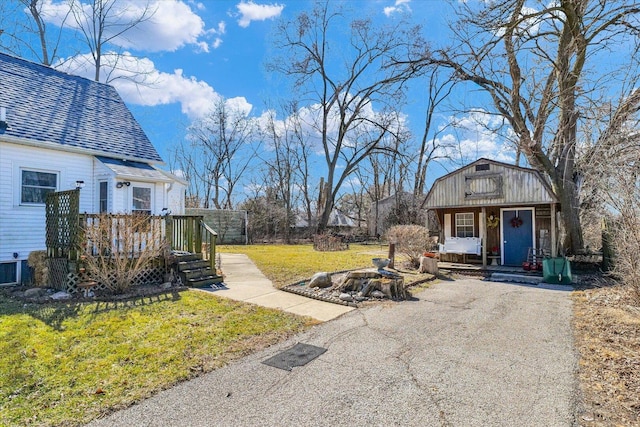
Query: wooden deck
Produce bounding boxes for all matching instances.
[437,261,543,276]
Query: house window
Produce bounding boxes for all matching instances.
[132,186,151,215]
[455,213,474,237]
[475,163,490,172]
[21,170,57,204]
[0,262,17,284]
[99,181,108,213]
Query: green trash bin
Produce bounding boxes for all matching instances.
[542,257,572,284]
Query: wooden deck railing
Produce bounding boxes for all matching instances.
[69,214,217,271]
[166,215,218,270]
[79,213,167,257]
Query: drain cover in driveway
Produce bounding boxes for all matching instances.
[262,343,327,371]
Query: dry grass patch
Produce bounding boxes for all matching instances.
[573,284,640,426]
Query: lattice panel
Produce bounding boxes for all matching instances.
[66,272,108,295]
[65,266,165,294]
[46,189,80,258]
[48,258,70,291]
[132,267,165,287]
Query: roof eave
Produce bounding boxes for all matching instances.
[114,173,174,183]
[0,134,165,165]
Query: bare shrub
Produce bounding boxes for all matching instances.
[313,233,349,252]
[27,250,48,287]
[80,213,168,294]
[386,225,432,268]
[606,215,640,304]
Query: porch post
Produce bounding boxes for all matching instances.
[481,207,487,267]
[165,215,173,251]
[551,203,558,257]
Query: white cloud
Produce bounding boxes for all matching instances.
[255,93,408,157]
[208,21,226,49]
[40,0,210,53]
[190,1,206,11]
[383,0,412,17]
[236,1,284,28]
[494,6,542,38]
[225,97,254,117]
[55,52,247,120]
[434,110,516,163]
[212,38,223,49]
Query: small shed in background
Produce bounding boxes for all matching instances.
[423,158,560,267]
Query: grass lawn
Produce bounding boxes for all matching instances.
[0,243,396,426]
[0,290,314,427]
[218,243,390,288]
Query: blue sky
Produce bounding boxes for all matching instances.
[3,0,518,200]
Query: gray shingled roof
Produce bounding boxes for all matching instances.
[0,52,163,163]
[96,156,172,181]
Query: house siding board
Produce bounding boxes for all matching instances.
[0,53,162,163]
[0,142,92,262]
[167,182,186,215]
[425,160,556,208]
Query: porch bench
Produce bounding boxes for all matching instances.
[438,237,482,256]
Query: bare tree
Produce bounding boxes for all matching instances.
[259,108,298,242]
[168,140,210,208]
[67,0,155,82]
[412,68,456,200]
[269,1,429,233]
[238,178,288,243]
[583,102,640,300]
[184,98,257,210]
[0,0,71,65]
[421,0,640,253]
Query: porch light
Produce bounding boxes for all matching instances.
[75,180,85,189]
[116,181,130,188]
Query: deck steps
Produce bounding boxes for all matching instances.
[173,253,223,288]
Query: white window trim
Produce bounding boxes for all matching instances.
[455,212,475,238]
[130,183,154,214]
[19,168,59,206]
[98,180,109,213]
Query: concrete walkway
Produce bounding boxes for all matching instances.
[199,253,354,322]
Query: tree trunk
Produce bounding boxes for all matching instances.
[555,175,584,254]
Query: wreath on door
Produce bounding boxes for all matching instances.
[510,216,523,228]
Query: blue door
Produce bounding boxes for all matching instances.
[502,209,533,266]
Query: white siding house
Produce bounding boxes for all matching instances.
[0,53,185,284]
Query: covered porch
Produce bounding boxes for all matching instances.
[424,159,561,269]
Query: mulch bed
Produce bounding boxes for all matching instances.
[0,283,187,305]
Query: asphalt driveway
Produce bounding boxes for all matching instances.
[89,278,579,426]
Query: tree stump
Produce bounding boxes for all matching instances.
[334,270,406,300]
[419,256,439,274]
